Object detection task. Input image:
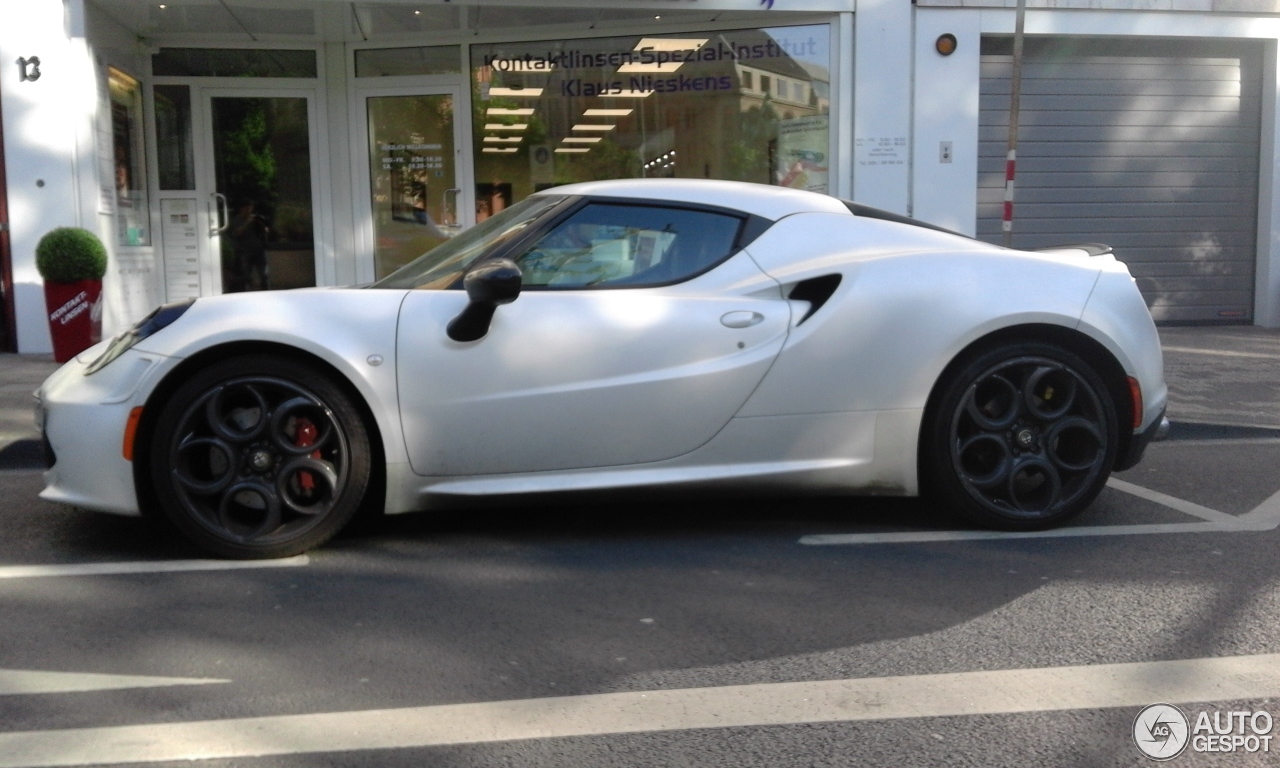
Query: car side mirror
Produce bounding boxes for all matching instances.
[446,258,522,342]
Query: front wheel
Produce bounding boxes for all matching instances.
[920,341,1118,530]
[149,355,372,559]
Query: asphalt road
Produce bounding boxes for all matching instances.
[1,326,1278,767]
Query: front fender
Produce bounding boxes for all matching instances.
[132,289,410,465]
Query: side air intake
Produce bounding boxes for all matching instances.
[788,274,842,325]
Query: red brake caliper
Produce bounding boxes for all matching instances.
[294,419,320,493]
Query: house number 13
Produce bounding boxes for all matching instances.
[18,57,41,82]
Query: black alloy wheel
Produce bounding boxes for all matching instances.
[150,356,372,558]
[922,342,1118,530]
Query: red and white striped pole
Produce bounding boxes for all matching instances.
[1002,0,1027,248]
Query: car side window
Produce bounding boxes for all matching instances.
[511,203,743,288]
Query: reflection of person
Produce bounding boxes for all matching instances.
[228,201,270,292]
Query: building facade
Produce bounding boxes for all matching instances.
[3,0,1280,353]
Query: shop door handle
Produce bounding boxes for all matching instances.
[210,192,230,235]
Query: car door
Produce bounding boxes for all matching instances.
[395,200,791,477]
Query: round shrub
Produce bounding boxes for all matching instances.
[35,227,108,283]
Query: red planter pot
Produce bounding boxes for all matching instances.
[43,280,103,363]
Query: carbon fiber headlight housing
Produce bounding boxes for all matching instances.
[84,298,196,376]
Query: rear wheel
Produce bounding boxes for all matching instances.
[921,341,1117,530]
[149,356,371,558]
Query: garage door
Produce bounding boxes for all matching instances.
[978,38,1263,323]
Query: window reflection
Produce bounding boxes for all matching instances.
[469,24,831,206]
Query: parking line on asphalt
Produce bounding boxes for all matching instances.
[0,556,309,580]
[0,669,227,696]
[1,653,1279,766]
[1104,477,1241,524]
[1161,345,1280,359]
[799,480,1277,546]
[1238,486,1280,528]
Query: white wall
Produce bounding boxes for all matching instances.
[912,9,981,235]
[852,0,912,213]
[1,0,101,354]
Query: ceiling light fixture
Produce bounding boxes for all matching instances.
[583,109,633,117]
[556,148,590,153]
[618,62,683,73]
[484,123,528,131]
[561,137,602,143]
[489,87,544,97]
[487,108,535,116]
[632,38,708,53]
[482,148,518,154]
[572,124,616,131]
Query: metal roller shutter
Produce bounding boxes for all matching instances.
[978,37,1263,323]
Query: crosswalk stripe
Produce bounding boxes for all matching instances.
[0,669,227,696]
[1,653,1279,766]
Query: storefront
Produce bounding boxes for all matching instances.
[5,0,1280,353]
[0,0,860,353]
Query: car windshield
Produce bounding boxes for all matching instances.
[371,195,569,290]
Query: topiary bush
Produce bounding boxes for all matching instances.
[35,227,108,283]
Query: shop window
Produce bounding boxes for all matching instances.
[356,46,461,77]
[469,24,831,203]
[151,48,317,78]
[107,68,149,246]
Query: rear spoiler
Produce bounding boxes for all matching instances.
[1032,243,1113,257]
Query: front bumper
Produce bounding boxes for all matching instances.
[37,346,170,516]
[1115,407,1170,472]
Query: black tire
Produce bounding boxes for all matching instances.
[149,355,372,559]
[920,341,1118,530]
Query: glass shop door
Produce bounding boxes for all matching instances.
[358,86,469,281]
[201,90,321,294]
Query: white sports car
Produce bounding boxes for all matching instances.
[36,179,1168,559]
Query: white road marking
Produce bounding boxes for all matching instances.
[800,479,1276,546]
[0,669,227,696]
[1104,477,1241,524]
[800,521,1229,545]
[1239,486,1280,528]
[2,653,1279,766]
[1161,345,1280,359]
[1163,437,1280,446]
[0,556,308,580]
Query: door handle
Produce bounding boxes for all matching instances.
[210,192,230,235]
[721,311,765,329]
